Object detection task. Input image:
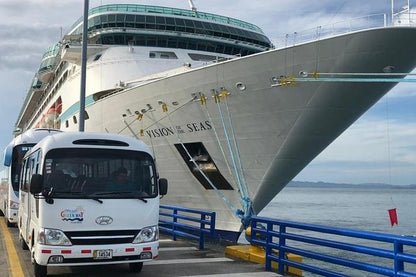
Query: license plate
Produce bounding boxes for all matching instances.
[93,249,113,260]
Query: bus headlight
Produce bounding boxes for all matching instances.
[133,225,158,243]
[38,228,72,246]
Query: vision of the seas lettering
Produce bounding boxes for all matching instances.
[146,127,175,138]
[187,121,212,132]
[146,121,212,138]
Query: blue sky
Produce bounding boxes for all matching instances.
[0,0,415,185]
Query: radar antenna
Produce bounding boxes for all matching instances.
[188,0,197,11]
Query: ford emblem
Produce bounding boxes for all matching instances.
[95,216,113,225]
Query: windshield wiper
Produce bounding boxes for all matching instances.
[131,192,149,203]
[92,191,148,203]
[47,191,104,204]
[90,197,103,204]
[136,197,148,203]
[65,192,104,204]
[93,191,132,196]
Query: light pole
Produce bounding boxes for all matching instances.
[79,0,89,132]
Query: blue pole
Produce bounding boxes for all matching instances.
[278,224,286,275]
[394,241,404,275]
[173,209,178,241]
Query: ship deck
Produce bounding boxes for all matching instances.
[0,218,280,277]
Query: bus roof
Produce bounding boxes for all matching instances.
[3,129,62,167]
[28,132,153,158]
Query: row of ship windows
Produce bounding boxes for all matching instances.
[65,111,89,128]
[71,14,271,48]
[96,34,258,56]
[148,52,222,61]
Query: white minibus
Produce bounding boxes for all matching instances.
[19,132,167,277]
[0,129,61,227]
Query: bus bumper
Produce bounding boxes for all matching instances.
[34,241,159,266]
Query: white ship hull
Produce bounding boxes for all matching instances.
[20,27,416,234]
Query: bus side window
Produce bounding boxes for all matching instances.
[19,160,26,191]
[35,150,42,174]
[21,159,31,192]
[21,156,35,192]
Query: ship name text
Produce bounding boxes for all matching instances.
[146,121,212,138]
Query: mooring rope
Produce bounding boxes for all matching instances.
[162,100,242,217]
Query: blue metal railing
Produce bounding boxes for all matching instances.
[159,205,216,249]
[251,216,416,276]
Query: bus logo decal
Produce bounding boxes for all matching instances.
[60,206,84,223]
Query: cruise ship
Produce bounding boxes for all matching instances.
[14,4,416,238]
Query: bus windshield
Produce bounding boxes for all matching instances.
[11,144,34,192]
[43,148,157,198]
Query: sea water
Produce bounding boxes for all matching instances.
[259,187,416,276]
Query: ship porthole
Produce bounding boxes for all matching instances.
[383,65,395,73]
[235,82,246,91]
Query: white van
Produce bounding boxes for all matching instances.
[1,129,61,227]
[18,132,167,277]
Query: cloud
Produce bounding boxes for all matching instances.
[317,119,416,161]
[296,118,416,185]
[387,72,416,98]
[0,23,63,72]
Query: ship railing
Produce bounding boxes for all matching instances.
[159,204,216,250]
[393,11,416,26]
[272,12,416,49]
[251,216,416,276]
[68,4,263,35]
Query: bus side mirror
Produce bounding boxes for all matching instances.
[158,178,168,196]
[30,174,43,194]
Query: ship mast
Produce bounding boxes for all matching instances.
[188,0,197,11]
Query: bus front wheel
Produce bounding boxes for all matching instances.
[129,262,143,273]
[20,234,29,250]
[6,217,13,227]
[34,261,47,277]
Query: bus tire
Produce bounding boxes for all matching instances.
[34,261,47,277]
[129,262,143,273]
[6,218,13,228]
[20,234,29,250]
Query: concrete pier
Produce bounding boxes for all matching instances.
[0,216,280,276]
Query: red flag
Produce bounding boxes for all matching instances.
[388,208,398,227]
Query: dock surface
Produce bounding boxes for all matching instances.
[0,217,279,276]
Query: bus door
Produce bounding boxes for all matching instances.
[21,154,36,243]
